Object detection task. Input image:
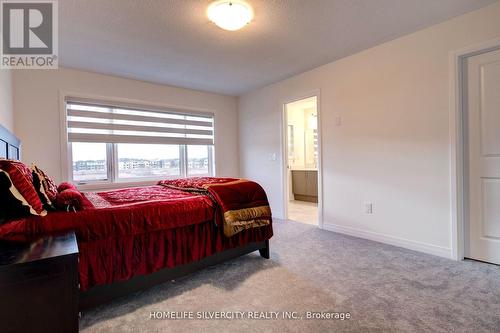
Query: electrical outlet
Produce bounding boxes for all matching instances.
[365,203,373,214]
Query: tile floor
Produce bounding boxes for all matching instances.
[287,200,318,225]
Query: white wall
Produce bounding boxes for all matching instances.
[238,2,500,258]
[13,67,239,183]
[0,70,14,131]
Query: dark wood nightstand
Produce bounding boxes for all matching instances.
[0,232,79,333]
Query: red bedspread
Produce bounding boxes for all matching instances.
[0,184,273,290]
[158,177,272,237]
[0,186,215,242]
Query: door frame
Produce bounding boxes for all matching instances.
[281,90,323,227]
[449,38,500,261]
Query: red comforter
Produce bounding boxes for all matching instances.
[0,184,273,290]
[0,186,214,242]
[158,177,272,237]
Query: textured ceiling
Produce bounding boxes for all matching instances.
[59,0,497,96]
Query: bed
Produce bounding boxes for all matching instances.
[0,124,273,310]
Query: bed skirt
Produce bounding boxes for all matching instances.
[78,221,273,291]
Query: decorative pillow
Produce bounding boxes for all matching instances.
[31,164,58,210]
[56,189,84,212]
[0,159,46,219]
[0,171,30,223]
[57,182,77,193]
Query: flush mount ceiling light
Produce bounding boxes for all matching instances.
[207,0,254,31]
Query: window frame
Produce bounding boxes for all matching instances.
[69,142,215,188]
[186,144,214,177]
[62,96,216,190]
[68,142,112,186]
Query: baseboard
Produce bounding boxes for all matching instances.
[322,223,452,259]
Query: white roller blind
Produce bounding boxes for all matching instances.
[66,99,214,145]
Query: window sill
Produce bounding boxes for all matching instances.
[77,180,159,192]
[74,173,213,192]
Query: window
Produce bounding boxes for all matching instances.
[187,145,210,176]
[65,99,215,185]
[72,142,108,182]
[116,143,181,179]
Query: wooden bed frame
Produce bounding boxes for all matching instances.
[0,123,271,311]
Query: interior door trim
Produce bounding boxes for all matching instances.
[280,90,323,228]
[449,38,500,261]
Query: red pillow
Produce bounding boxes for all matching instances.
[57,182,77,193]
[0,171,33,223]
[31,164,58,210]
[56,189,84,212]
[0,159,46,218]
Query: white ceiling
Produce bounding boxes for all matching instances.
[59,0,497,96]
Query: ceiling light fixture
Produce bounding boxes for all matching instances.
[207,0,254,31]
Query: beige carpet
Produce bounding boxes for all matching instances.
[80,219,500,332]
[80,259,352,332]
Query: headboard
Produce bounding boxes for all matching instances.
[0,124,21,160]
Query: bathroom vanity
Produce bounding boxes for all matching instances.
[291,169,318,203]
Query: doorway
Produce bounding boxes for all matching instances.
[464,48,500,265]
[283,96,319,225]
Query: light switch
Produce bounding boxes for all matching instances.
[365,203,373,214]
[335,116,342,126]
[268,153,277,161]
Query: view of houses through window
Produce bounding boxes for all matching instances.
[117,143,181,179]
[72,142,108,182]
[72,142,213,183]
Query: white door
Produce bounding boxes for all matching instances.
[466,48,500,264]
